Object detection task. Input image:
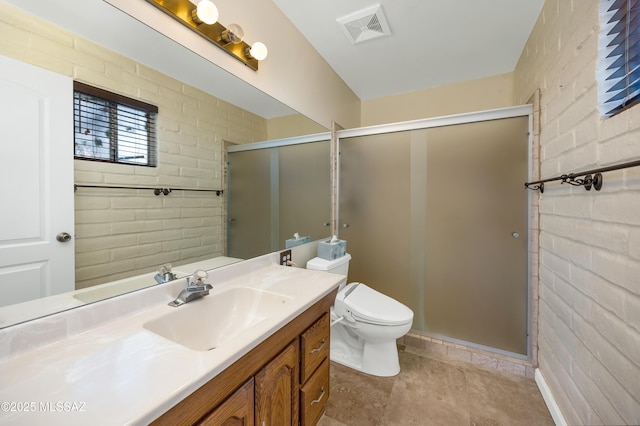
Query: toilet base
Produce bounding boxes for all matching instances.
[330,321,402,377]
[331,345,401,377]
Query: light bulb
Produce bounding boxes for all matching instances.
[195,0,218,25]
[248,42,268,61]
[221,24,244,44]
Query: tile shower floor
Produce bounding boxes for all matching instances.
[318,345,554,426]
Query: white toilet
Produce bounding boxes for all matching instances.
[306,253,413,377]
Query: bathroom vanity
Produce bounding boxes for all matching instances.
[153,299,332,425]
[0,254,344,425]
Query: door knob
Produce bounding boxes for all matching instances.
[56,232,72,242]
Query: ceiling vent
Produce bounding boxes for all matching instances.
[337,4,391,44]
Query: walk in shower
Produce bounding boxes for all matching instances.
[337,106,532,356]
[227,105,533,357]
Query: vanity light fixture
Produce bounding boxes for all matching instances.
[192,0,218,25]
[146,0,268,70]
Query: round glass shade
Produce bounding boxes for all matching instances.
[196,0,218,25]
[249,42,268,61]
[222,24,244,44]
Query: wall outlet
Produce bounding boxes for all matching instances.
[280,249,292,266]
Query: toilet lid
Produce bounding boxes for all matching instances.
[341,283,413,326]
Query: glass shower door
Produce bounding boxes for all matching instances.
[422,117,529,354]
[227,139,331,259]
[339,116,529,355]
[338,132,413,311]
[278,141,331,243]
[227,148,273,259]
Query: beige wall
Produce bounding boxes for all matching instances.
[266,114,329,140]
[0,2,268,288]
[514,1,640,424]
[361,72,515,126]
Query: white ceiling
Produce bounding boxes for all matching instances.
[4,0,544,117]
[273,0,545,100]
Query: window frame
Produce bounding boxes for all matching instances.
[598,0,640,118]
[73,81,159,166]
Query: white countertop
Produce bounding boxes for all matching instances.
[0,255,344,425]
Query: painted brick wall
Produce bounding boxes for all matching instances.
[514,1,640,424]
[0,3,267,288]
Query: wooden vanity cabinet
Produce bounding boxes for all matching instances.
[151,289,336,426]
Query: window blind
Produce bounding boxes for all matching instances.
[598,0,640,117]
[73,82,158,166]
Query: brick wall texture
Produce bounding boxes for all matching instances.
[0,2,267,288]
[514,1,640,424]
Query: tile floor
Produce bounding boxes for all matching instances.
[317,345,554,426]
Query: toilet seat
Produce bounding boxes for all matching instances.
[335,282,413,326]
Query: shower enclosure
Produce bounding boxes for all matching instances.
[227,135,331,259]
[226,106,532,356]
[337,106,532,356]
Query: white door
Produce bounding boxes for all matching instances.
[0,55,75,308]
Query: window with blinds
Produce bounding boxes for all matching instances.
[73,82,158,166]
[598,0,640,118]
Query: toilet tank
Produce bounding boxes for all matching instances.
[306,253,351,275]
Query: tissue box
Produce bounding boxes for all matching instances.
[285,235,310,248]
[317,238,346,260]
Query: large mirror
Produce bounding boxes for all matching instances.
[0,0,329,328]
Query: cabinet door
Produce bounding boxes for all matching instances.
[199,378,254,426]
[254,341,299,426]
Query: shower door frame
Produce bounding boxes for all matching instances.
[335,105,534,359]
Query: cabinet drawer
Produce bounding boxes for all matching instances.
[300,359,329,426]
[300,313,329,383]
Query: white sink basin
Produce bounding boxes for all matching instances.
[143,287,292,351]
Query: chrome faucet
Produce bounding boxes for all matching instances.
[154,263,177,284]
[168,270,212,307]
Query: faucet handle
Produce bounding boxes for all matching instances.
[187,269,209,286]
[194,269,208,281]
[158,263,173,274]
